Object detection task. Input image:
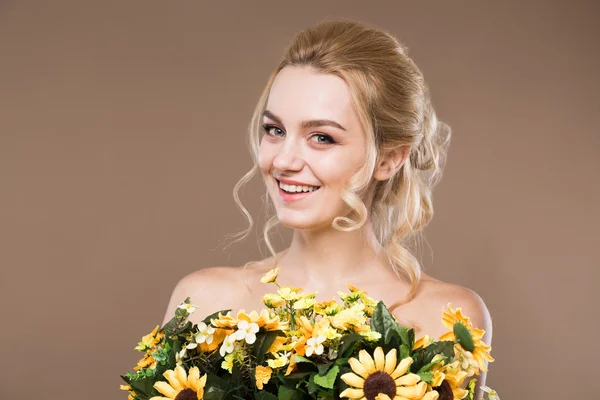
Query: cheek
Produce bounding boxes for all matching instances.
[312,151,364,185]
[257,143,273,173]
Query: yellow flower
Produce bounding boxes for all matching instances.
[267,353,290,368]
[267,335,288,353]
[150,365,207,400]
[277,286,302,302]
[261,293,284,308]
[260,267,280,284]
[314,299,343,316]
[133,352,157,371]
[313,317,342,340]
[438,360,468,399]
[198,327,228,353]
[439,303,494,373]
[340,347,427,400]
[255,365,272,390]
[135,325,164,351]
[212,310,287,331]
[413,335,432,350]
[293,296,316,310]
[330,303,367,331]
[221,353,234,373]
[238,309,288,330]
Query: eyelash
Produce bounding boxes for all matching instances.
[261,124,337,145]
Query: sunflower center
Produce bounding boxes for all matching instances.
[433,380,453,400]
[363,371,396,400]
[174,388,197,400]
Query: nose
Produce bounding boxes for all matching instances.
[272,138,304,172]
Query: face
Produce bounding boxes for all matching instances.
[258,65,368,231]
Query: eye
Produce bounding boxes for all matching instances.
[310,133,337,145]
[262,124,284,137]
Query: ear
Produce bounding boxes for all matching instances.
[373,146,411,181]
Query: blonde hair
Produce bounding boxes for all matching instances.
[223,19,451,310]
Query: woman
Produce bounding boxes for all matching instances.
[161,19,492,397]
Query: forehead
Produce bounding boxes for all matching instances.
[266,66,357,124]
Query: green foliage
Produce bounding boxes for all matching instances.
[461,379,477,400]
[203,309,232,325]
[254,391,278,400]
[313,365,339,389]
[252,331,282,364]
[277,386,304,400]
[337,333,364,358]
[453,322,475,352]
[411,341,454,373]
[416,371,434,384]
[370,301,412,352]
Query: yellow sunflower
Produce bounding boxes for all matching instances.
[135,325,165,351]
[151,365,207,400]
[340,347,430,400]
[438,304,494,373]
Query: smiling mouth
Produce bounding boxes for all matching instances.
[275,179,321,194]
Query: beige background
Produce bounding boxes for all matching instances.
[1,1,598,399]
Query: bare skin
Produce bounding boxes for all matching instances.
[161,251,492,398]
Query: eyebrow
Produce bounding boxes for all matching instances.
[263,110,347,131]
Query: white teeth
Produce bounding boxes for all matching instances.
[278,181,320,193]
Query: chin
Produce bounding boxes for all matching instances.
[276,210,332,231]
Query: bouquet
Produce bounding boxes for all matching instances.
[120,268,498,400]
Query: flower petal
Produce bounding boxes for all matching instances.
[246,333,257,344]
[348,357,370,379]
[422,391,440,400]
[396,385,420,398]
[383,348,397,374]
[340,372,365,388]
[162,370,184,391]
[373,347,385,371]
[390,357,413,379]
[340,388,365,399]
[395,373,420,386]
[358,349,376,374]
[175,365,189,387]
[153,381,177,398]
[187,367,200,391]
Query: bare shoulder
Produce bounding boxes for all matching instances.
[160,266,242,326]
[421,278,493,344]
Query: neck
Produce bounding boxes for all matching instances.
[278,219,392,290]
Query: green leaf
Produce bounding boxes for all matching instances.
[203,309,232,325]
[337,333,364,358]
[313,365,339,389]
[307,374,319,394]
[203,385,225,400]
[278,385,304,400]
[417,355,447,374]
[399,343,411,359]
[316,361,333,375]
[255,391,279,400]
[252,331,282,364]
[417,371,434,384]
[370,301,408,347]
[453,323,475,352]
[291,355,316,365]
[411,341,454,373]
[127,374,158,398]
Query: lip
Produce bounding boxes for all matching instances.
[275,177,321,187]
[274,178,321,202]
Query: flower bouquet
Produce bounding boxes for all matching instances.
[120,268,497,400]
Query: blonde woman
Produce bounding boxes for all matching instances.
[161,19,492,398]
